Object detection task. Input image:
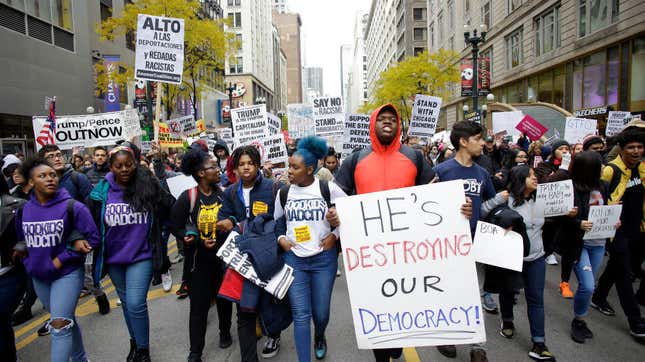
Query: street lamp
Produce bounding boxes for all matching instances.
[462,104,470,117]
[463,23,487,116]
[86,106,95,114]
[255,96,266,104]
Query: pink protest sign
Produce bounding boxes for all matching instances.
[515,115,548,140]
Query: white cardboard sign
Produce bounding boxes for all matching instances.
[473,221,524,272]
[245,134,288,165]
[342,114,371,156]
[408,95,442,138]
[606,111,631,137]
[267,113,281,135]
[535,180,574,217]
[135,14,185,84]
[336,181,485,349]
[564,117,597,144]
[287,104,315,139]
[231,104,268,145]
[492,111,524,139]
[583,205,623,240]
[166,174,198,200]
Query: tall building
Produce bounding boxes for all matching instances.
[303,67,324,98]
[272,24,287,114]
[340,44,353,105]
[364,0,398,101]
[273,10,303,103]
[224,0,275,108]
[396,0,428,61]
[347,13,369,113]
[278,50,288,115]
[273,0,288,14]
[427,0,645,131]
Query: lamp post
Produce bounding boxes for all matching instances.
[225,82,236,137]
[463,24,487,116]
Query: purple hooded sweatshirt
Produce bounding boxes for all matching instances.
[103,172,152,265]
[17,188,100,281]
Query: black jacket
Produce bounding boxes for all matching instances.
[0,194,25,270]
[85,163,110,186]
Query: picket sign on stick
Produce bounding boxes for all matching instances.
[154,84,163,143]
[408,95,442,138]
[336,181,485,349]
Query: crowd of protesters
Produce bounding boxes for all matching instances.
[1,104,644,362]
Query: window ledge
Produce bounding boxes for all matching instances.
[575,23,619,48]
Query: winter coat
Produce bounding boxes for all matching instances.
[0,194,25,271]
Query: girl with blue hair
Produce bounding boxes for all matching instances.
[274,136,347,361]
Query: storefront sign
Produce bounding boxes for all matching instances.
[574,106,607,118]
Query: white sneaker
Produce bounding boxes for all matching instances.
[162,270,172,292]
[545,254,558,265]
[116,298,122,306]
[336,268,341,277]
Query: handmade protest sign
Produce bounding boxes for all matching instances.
[313,96,345,151]
[492,111,523,139]
[564,117,597,144]
[343,114,371,156]
[336,181,485,349]
[408,95,442,138]
[166,174,198,199]
[473,221,524,272]
[215,127,235,152]
[515,115,548,140]
[158,122,184,148]
[606,111,631,137]
[267,113,281,135]
[166,115,197,136]
[245,134,288,165]
[135,14,185,84]
[287,103,315,139]
[32,109,141,151]
[535,180,574,217]
[231,104,268,145]
[583,205,623,240]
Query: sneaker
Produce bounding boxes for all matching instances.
[79,288,91,298]
[629,318,645,338]
[11,306,33,326]
[571,318,590,343]
[390,348,403,359]
[545,254,558,265]
[470,348,488,362]
[336,268,341,277]
[500,320,514,339]
[219,332,233,349]
[176,281,189,299]
[170,253,184,264]
[590,298,616,316]
[436,345,457,358]
[482,292,498,314]
[559,282,574,299]
[116,298,122,306]
[37,322,50,336]
[528,343,555,361]
[261,337,280,358]
[96,294,110,315]
[161,270,172,292]
[314,335,327,360]
[187,352,202,362]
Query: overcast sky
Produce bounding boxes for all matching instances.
[288,0,372,96]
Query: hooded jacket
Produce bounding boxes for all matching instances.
[213,140,234,186]
[16,189,100,281]
[85,162,110,186]
[335,104,435,195]
[59,164,93,202]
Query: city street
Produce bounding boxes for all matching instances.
[15,239,645,362]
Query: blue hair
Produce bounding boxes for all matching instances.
[294,136,328,168]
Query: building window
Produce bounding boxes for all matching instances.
[447,0,454,30]
[508,0,524,14]
[535,5,560,56]
[100,0,112,23]
[229,56,243,74]
[1,0,25,11]
[506,28,523,68]
[26,0,51,21]
[632,37,645,110]
[578,0,619,37]
[480,1,491,29]
[414,47,425,56]
[413,8,426,21]
[228,0,241,6]
[448,36,454,51]
[228,12,241,27]
[51,0,72,31]
[413,27,426,41]
[463,0,471,25]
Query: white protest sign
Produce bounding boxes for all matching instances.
[313,96,345,151]
[166,174,198,200]
[245,134,288,165]
[166,115,196,136]
[287,104,314,139]
[564,117,597,144]
[32,109,141,151]
[231,104,268,145]
[408,95,442,138]
[584,205,623,240]
[606,111,631,137]
[473,221,524,272]
[336,181,485,349]
[492,111,524,139]
[135,14,185,84]
[342,114,371,156]
[267,113,281,135]
[535,180,574,217]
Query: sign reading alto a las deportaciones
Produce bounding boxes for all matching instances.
[135,14,185,84]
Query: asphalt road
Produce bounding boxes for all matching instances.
[15,240,645,361]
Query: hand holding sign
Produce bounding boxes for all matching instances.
[560,152,571,170]
[583,205,622,239]
[473,221,524,272]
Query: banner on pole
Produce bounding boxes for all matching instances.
[135,14,185,84]
[232,104,268,145]
[32,110,141,151]
[408,95,442,138]
[336,181,485,349]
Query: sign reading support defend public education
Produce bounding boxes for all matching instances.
[408,95,442,138]
[583,205,623,240]
[564,117,597,144]
[606,111,631,137]
[135,14,185,84]
[535,180,574,217]
[231,104,268,145]
[32,109,141,151]
[343,114,371,156]
[336,181,486,349]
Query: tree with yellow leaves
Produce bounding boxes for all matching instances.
[94,0,236,119]
[359,49,460,130]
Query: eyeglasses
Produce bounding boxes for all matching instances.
[45,152,64,160]
[203,166,220,172]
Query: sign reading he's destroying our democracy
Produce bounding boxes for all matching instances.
[135,14,185,84]
[408,95,443,138]
[336,181,485,349]
[231,104,268,145]
[535,180,574,217]
[32,109,141,151]
[343,114,371,156]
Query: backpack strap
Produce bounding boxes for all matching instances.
[188,187,198,223]
[279,184,291,210]
[319,179,332,208]
[414,149,425,185]
[606,163,622,195]
[66,199,76,231]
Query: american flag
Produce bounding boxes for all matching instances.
[36,97,56,147]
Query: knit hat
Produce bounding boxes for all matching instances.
[582,135,603,150]
[550,139,570,152]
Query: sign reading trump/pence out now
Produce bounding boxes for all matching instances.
[335,181,485,349]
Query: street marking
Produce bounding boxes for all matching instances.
[15,332,38,350]
[403,347,421,362]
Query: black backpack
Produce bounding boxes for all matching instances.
[278,179,332,210]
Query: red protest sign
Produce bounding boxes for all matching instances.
[515,115,548,140]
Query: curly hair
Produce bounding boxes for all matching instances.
[231,145,261,169]
[21,157,53,180]
[181,148,209,181]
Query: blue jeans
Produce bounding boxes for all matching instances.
[107,259,153,348]
[284,248,338,362]
[32,267,87,362]
[0,265,27,361]
[499,257,546,343]
[573,244,605,317]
